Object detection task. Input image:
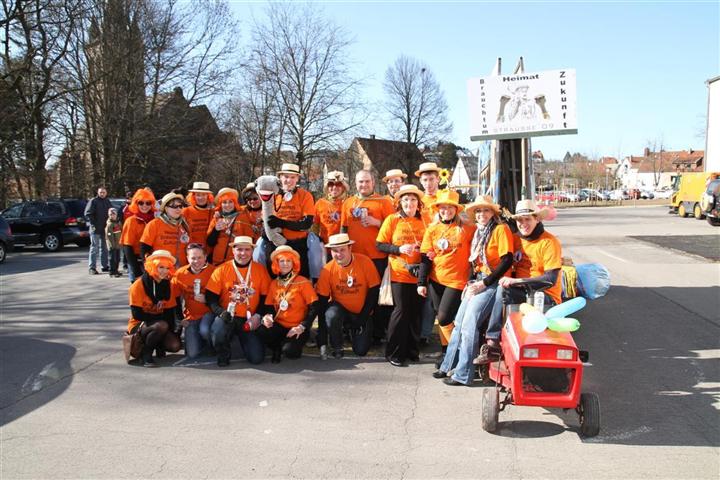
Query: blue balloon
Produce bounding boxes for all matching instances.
[545,297,587,319]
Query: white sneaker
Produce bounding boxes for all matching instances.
[319,345,328,360]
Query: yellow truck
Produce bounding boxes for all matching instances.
[670,171,720,218]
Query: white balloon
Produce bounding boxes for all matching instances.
[522,311,548,334]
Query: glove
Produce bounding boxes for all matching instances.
[267,215,285,229]
[220,311,233,325]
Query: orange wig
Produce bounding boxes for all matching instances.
[144,252,177,280]
[270,249,301,276]
[128,188,157,215]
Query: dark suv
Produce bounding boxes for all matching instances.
[0,216,14,263]
[0,199,90,251]
[701,179,720,227]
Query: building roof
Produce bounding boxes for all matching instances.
[352,137,425,166]
[628,149,704,173]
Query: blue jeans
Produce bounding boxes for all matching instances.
[184,312,215,358]
[440,285,498,385]
[420,296,435,338]
[485,286,557,341]
[88,230,108,270]
[210,315,265,364]
[325,302,372,356]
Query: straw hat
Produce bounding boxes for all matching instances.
[277,163,301,176]
[147,249,176,264]
[393,184,424,202]
[325,233,355,248]
[511,199,549,220]
[465,195,501,217]
[229,235,255,247]
[382,169,407,182]
[159,192,185,211]
[216,187,239,200]
[270,245,301,263]
[325,170,349,191]
[188,181,212,193]
[431,189,464,212]
[241,182,257,201]
[414,162,441,177]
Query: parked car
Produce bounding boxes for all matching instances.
[556,191,579,202]
[578,188,608,201]
[0,216,14,263]
[0,199,90,252]
[701,178,720,226]
[653,188,674,199]
[639,190,655,199]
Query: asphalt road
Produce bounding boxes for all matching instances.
[1,205,719,479]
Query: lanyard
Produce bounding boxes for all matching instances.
[232,261,252,305]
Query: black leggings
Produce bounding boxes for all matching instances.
[428,280,463,327]
[256,323,309,359]
[139,320,181,354]
[386,281,422,361]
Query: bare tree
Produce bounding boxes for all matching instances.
[248,2,364,172]
[383,55,452,147]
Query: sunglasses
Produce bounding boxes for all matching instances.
[327,182,344,187]
[138,201,153,206]
[246,196,260,202]
[167,203,183,209]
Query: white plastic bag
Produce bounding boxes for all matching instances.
[307,232,325,279]
[378,266,393,306]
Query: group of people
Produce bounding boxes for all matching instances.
[119,162,563,385]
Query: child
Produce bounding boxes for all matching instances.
[106,208,123,277]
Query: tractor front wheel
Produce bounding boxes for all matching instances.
[578,392,601,437]
[481,387,499,433]
[678,204,688,218]
[693,203,705,220]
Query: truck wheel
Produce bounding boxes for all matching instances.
[693,204,705,220]
[0,241,6,263]
[481,387,499,433]
[708,217,720,227]
[578,392,601,437]
[42,231,63,252]
[678,204,688,218]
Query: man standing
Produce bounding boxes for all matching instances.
[415,162,442,344]
[85,186,112,274]
[316,234,380,358]
[205,236,271,367]
[340,170,394,344]
[183,181,215,249]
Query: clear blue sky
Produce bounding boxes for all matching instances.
[229,1,719,160]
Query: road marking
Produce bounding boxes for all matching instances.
[597,249,628,263]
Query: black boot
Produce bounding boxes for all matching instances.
[271,348,282,364]
[142,346,157,368]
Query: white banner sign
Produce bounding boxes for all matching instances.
[468,68,577,141]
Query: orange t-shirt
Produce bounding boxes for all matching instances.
[313,197,343,243]
[420,221,477,290]
[513,231,563,305]
[376,213,426,284]
[127,278,179,332]
[206,214,254,265]
[238,207,263,242]
[265,275,318,328]
[274,188,316,240]
[472,224,514,277]
[120,215,149,255]
[421,192,438,225]
[205,260,271,317]
[182,205,214,248]
[316,253,381,314]
[340,194,395,259]
[172,263,216,321]
[140,217,190,265]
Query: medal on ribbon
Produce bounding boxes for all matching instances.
[346,274,354,287]
[437,238,449,251]
[279,298,289,311]
[284,191,293,201]
[180,231,189,244]
[352,207,363,218]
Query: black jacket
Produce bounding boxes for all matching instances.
[85,196,112,231]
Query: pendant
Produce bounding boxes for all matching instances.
[180,232,189,243]
[225,227,232,236]
[437,238,449,251]
[284,191,293,201]
[352,207,363,218]
[246,287,256,297]
[279,298,289,311]
[346,275,354,287]
[330,211,340,222]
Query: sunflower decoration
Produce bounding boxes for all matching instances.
[438,168,451,186]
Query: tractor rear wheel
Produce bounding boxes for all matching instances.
[481,387,499,433]
[693,203,705,220]
[578,392,601,437]
[678,204,688,218]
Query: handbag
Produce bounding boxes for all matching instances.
[378,266,393,306]
[122,322,144,363]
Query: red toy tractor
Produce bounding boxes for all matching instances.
[481,282,600,437]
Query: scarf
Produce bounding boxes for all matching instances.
[131,210,155,224]
[220,210,239,219]
[141,272,171,305]
[520,222,545,241]
[159,212,190,233]
[469,217,498,265]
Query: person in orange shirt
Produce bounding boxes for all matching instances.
[266,163,316,278]
[126,250,181,367]
[316,234,381,359]
[172,243,216,359]
[140,192,191,267]
[434,196,514,386]
[415,162,441,344]
[475,199,563,365]
[204,235,271,367]
[376,184,426,367]
[313,171,349,245]
[238,183,264,242]
[206,188,253,265]
[417,189,476,364]
[382,169,406,200]
[121,188,156,283]
[182,181,214,250]
[340,169,394,344]
[257,246,318,363]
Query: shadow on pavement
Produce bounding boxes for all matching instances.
[0,337,76,427]
[1,246,87,276]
